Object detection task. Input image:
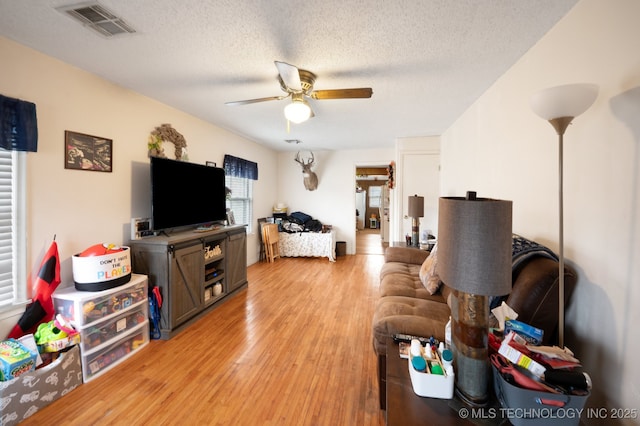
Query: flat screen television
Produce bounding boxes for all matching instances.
[150,156,227,232]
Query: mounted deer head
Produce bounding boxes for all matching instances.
[295,151,318,191]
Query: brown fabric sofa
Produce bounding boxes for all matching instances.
[372,240,577,409]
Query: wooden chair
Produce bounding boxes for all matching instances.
[257,218,268,262]
[261,224,272,262]
[262,223,280,263]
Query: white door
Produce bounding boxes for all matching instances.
[402,154,440,242]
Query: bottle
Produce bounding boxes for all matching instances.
[445,316,452,348]
[441,349,454,376]
[424,344,434,360]
[410,339,422,357]
[429,361,444,375]
[411,356,427,373]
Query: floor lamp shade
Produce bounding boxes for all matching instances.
[438,196,512,296]
[530,83,599,122]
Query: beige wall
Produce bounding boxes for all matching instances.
[0,36,280,333]
[441,0,640,414]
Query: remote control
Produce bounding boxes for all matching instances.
[393,333,438,346]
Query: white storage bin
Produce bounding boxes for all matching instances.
[53,274,147,328]
[82,321,149,382]
[80,304,148,353]
[408,354,455,399]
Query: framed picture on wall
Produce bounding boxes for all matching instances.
[65,130,113,172]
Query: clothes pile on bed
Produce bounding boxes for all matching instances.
[280,211,323,233]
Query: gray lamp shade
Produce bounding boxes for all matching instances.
[437,196,512,296]
[408,195,424,218]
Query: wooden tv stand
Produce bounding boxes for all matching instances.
[130,225,247,339]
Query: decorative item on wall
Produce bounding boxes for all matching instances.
[147,134,165,158]
[65,130,112,172]
[294,151,318,191]
[148,123,188,161]
[387,161,395,189]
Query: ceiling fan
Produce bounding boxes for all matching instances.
[225,61,373,123]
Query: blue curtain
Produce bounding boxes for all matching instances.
[0,94,38,152]
[223,154,258,180]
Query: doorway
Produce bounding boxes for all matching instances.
[355,165,389,255]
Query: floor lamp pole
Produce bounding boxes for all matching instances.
[549,116,572,349]
[558,131,565,349]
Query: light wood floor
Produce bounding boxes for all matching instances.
[22,254,387,425]
[356,228,387,255]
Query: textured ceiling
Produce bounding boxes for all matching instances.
[0,0,578,152]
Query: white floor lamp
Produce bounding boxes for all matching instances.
[530,83,599,348]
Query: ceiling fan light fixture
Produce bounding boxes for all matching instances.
[284,98,312,124]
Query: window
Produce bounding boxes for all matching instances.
[0,149,27,311]
[223,155,258,234]
[225,175,253,232]
[369,185,382,208]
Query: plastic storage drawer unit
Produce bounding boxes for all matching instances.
[80,304,148,352]
[53,274,147,328]
[82,322,149,382]
[52,274,149,382]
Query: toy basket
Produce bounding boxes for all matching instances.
[492,365,589,426]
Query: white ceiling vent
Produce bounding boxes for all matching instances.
[57,2,136,37]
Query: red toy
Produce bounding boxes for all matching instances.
[80,243,124,257]
[7,239,60,339]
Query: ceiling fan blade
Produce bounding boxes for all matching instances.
[275,61,302,92]
[310,88,373,100]
[225,95,288,106]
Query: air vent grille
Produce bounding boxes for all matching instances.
[57,2,136,37]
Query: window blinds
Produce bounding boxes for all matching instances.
[0,149,15,306]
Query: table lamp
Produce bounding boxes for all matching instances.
[438,191,512,405]
[408,195,424,247]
